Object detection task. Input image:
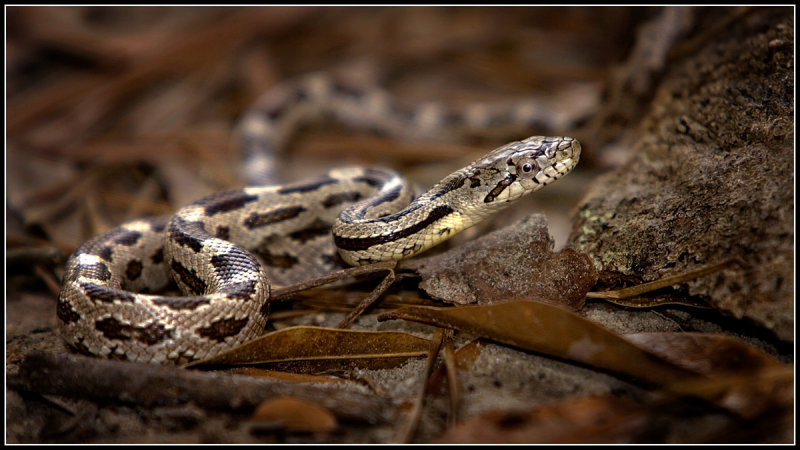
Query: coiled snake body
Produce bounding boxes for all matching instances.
[57,73,581,364]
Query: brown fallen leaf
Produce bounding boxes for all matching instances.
[625,332,785,376]
[187,326,430,371]
[665,365,793,421]
[400,214,598,308]
[436,373,793,444]
[626,332,792,419]
[434,395,648,444]
[436,363,793,444]
[250,395,337,436]
[378,300,699,386]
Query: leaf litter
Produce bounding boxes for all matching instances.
[384,302,791,443]
[7,6,792,444]
[187,326,430,371]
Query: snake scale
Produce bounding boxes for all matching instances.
[57,72,581,364]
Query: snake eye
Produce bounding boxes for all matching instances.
[515,157,538,178]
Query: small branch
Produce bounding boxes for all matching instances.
[441,330,460,427]
[395,327,445,443]
[337,264,396,329]
[270,260,396,299]
[9,351,391,424]
[586,258,747,300]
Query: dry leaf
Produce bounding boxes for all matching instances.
[434,395,647,444]
[378,300,698,386]
[625,332,785,376]
[187,325,430,370]
[436,368,794,444]
[624,332,792,418]
[663,366,793,420]
[401,214,597,308]
[250,395,338,435]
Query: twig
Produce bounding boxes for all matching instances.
[270,260,396,299]
[33,266,62,297]
[269,260,398,329]
[10,351,391,424]
[440,330,460,427]
[337,264,396,329]
[586,258,746,300]
[395,327,445,443]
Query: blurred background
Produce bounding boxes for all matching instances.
[6,6,655,260]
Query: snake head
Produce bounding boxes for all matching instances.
[471,135,581,206]
[511,135,580,188]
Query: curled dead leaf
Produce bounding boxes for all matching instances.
[400,214,597,308]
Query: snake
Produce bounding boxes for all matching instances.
[57,72,581,364]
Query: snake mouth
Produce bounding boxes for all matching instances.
[569,139,582,158]
[557,137,581,162]
[555,139,581,174]
[535,137,580,185]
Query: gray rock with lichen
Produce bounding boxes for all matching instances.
[570,10,793,341]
